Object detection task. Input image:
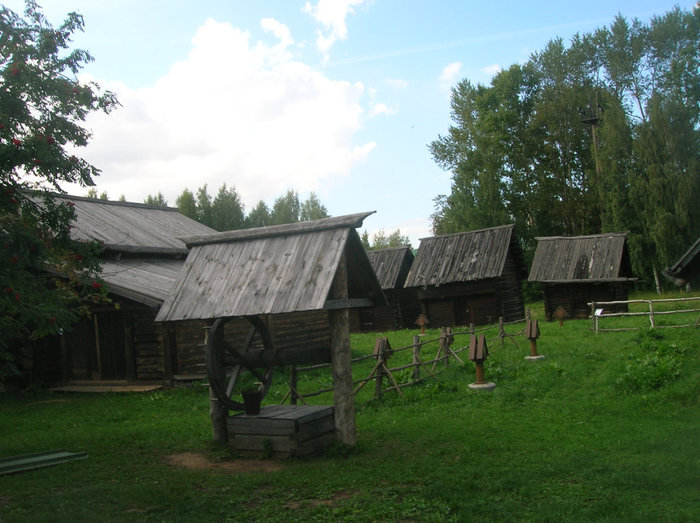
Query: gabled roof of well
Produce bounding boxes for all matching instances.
[156,212,386,322]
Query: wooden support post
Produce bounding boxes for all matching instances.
[124,313,136,381]
[93,314,102,380]
[440,327,449,367]
[529,339,538,357]
[205,324,228,445]
[498,317,505,347]
[412,335,420,382]
[475,361,486,384]
[374,338,385,398]
[649,300,656,328]
[329,252,357,446]
[160,322,173,382]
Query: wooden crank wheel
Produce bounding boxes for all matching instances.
[206,316,275,412]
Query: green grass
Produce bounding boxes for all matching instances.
[1,297,699,522]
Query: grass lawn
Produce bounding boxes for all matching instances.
[1,295,699,522]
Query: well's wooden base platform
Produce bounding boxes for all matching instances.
[228,405,335,458]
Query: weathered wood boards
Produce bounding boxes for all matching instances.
[228,405,335,458]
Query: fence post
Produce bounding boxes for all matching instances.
[440,327,449,367]
[412,335,421,382]
[649,300,656,328]
[374,338,385,398]
[498,317,505,347]
[591,301,598,334]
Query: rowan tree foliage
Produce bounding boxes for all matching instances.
[1,1,117,380]
[431,5,699,286]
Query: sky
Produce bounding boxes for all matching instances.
[4,0,697,247]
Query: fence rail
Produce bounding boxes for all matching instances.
[283,314,530,404]
[589,296,700,333]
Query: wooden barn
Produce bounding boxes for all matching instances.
[350,246,420,332]
[403,224,527,327]
[30,194,216,386]
[528,233,637,321]
[663,236,700,290]
[155,212,386,447]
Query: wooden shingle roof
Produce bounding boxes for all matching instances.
[528,233,635,283]
[404,224,525,288]
[99,258,185,308]
[52,194,215,255]
[664,236,700,281]
[366,246,414,290]
[155,212,386,322]
[34,194,216,307]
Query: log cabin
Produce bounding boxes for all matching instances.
[403,224,527,327]
[30,194,215,386]
[350,246,420,332]
[528,232,637,321]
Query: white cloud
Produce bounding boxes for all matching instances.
[303,0,370,63]
[75,18,375,208]
[482,64,502,77]
[439,61,463,93]
[368,102,395,117]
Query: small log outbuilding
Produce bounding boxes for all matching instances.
[155,212,385,445]
[31,195,216,385]
[528,233,637,321]
[350,246,420,332]
[663,236,700,290]
[403,224,527,327]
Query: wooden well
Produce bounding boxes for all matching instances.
[227,405,335,458]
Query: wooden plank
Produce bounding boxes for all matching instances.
[296,431,336,456]
[297,415,335,442]
[0,449,88,476]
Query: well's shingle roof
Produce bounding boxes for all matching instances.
[156,212,385,321]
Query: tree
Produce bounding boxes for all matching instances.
[210,183,244,231]
[175,188,197,221]
[195,184,213,227]
[1,2,116,381]
[86,188,108,200]
[245,200,270,228]
[362,228,412,250]
[144,192,167,207]
[300,192,329,221]
[430,5,700,285]
[270,189,300,225]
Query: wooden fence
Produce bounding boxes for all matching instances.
[282,313,533,404]
[589,296,700,333]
